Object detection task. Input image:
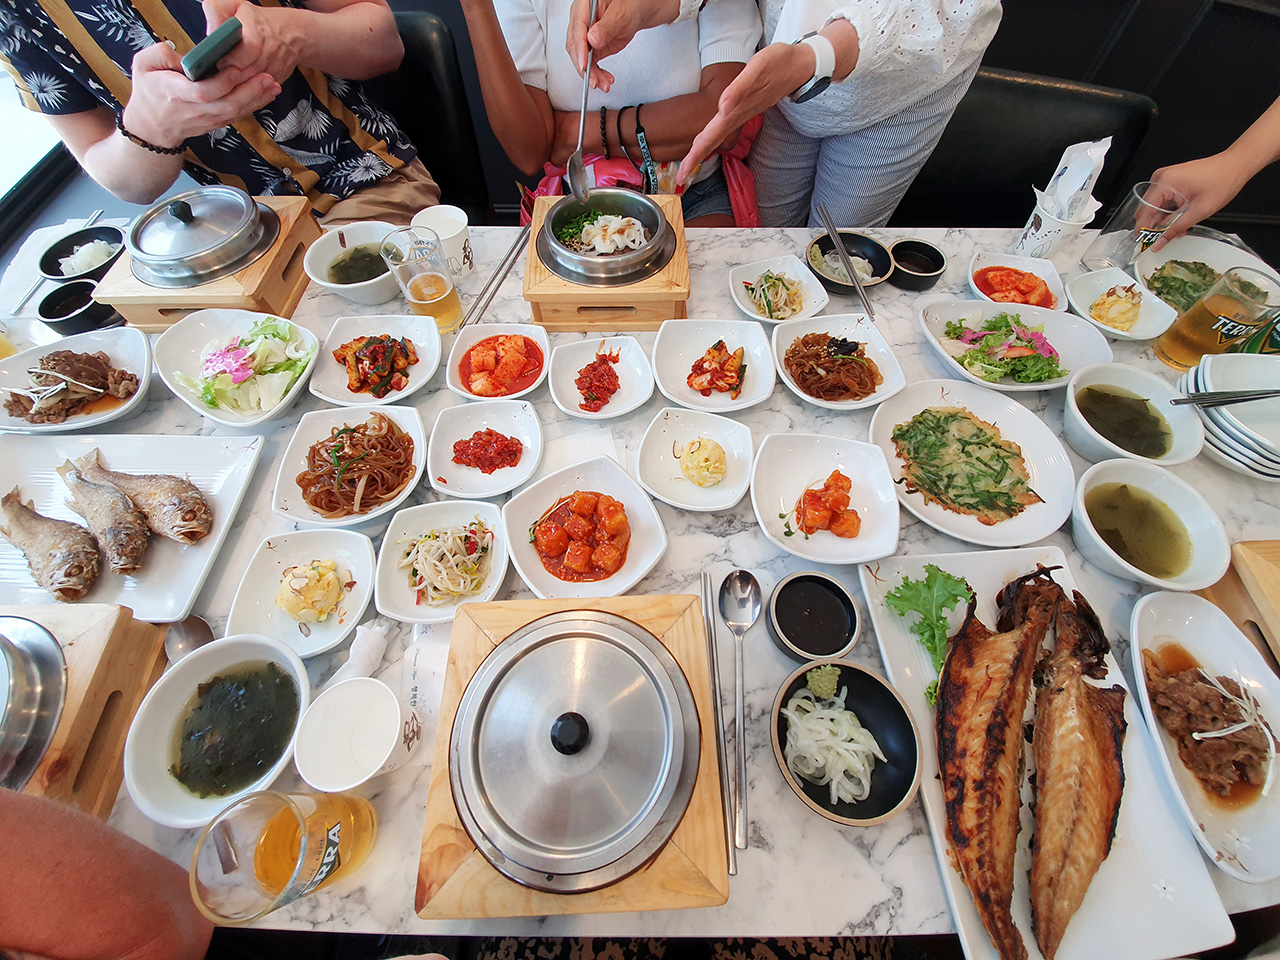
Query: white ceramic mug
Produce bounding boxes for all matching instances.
[411,204,475,279]
[294,676,423,792]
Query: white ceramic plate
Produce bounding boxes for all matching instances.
[1200,354,1280,455]
[0,327,152,433]
[502,455,667,600]
[374,499,508,624]
[1201,438,1280,482]
[968,251,1067,311]
[728,254,829,323]
[154,309,318,428]
[917,299,1112,392]
[547,335,654,420]
[0,433,261,621]
[308,315,441,406]
[858,547,1234,960]
[444,323,550,402]
[635,407,752,512]
[651,319,775,412]
[1065,268,1177,341]
[272,405,424,527]
[750,433,899,564]
[226,529,376,658]
[868,379,1075,547]
[427,400,542,499]
[771,314,905,410]
[1135,235,1280,311]
[1131,591,1280,883]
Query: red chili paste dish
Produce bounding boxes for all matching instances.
[972,265,1057,309]
[452,428,523,474]
[532,490,631,582]
[575,347,622,412]
[458,335,544,397]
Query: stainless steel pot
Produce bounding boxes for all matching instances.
[535,188,677,286]
[0,617,67,790]
[126,186,280,289]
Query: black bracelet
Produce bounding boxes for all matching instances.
[600,106,609,159]
[617,105,640,173]
[115,113,186,155]
[634,103,656,193]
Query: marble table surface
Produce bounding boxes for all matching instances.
[6,221,1280,941]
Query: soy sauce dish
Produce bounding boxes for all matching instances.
[766,571,860,661]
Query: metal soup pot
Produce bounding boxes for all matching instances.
[535,188,676,286]
[0,617,67,790]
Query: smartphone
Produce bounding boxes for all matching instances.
[181,17,243,82]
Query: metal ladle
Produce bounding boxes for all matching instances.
[565,0,599,205]
[164,613,216,663]
[719,569,761,850]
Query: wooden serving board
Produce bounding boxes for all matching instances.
[416,594,728,919]
[523,194,690,331]
[1197,540,1280,676]
[4,603,166,818]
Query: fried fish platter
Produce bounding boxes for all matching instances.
[0,487,100,602]
[73,448,212,544]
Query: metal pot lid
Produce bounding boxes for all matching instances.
[126,185,265,268]
[450,610,699,893]
[0,617,67,790]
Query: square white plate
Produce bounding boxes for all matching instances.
[652,319,775,412]
[0,433,261,622]
[427,399,543,498]
[771,314,906,410]
[728,254,829,323]
[501,455,667,600]
[308,315,441,406]
[750,433,899,564]
[547,335,654,420]
[226,529,375,657]
[968,251,1067,311]
[1064,268,1177,341]
[635,407,752,512]
[444,323,549,401]
[374,499,508,624]
[859,547,1234,960]
[272,405,424,527]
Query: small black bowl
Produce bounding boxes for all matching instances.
[38,225,126,283]
[766,570,860,662]
[771,659,922,826]
[37,280,122,336]
[805,231,893,296]
[887,239,947,291]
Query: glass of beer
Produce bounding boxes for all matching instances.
[1154,266,1280,370]
[1080,181,1189,272]
[190,791,376,925]
[380,227,464,333]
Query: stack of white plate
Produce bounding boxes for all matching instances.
[1177,353,1280,481]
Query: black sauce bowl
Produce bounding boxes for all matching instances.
[38,225,126,283]
[771,659,922,826]
[887,239,947,291]
[766,570,860,662]
[37,280,123,336]
[804,231,893,296]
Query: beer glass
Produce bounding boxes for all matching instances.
[190,790,376,925]
[1080,181,1189,272]
[379,227,465,332]
[1154,266,1280,370]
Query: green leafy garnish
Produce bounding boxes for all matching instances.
[942,312,1067,384]
[556,211,602,245]
[884,564,973,705]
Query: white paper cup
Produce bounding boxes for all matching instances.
[411,204,474,279]
[294,677,423,792]
[1012,202,1091,259]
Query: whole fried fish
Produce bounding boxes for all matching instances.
[1030,586,1126,960]
[56,460,150,575]
[937,569,1057,960]
[0,487,100,602]
[73,449,212,544]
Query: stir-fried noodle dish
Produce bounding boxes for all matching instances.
[398,516,494,606]
[297,411,416,519]
[783,333,883,402]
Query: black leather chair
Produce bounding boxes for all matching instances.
[887,67,1157,229]
[366,11,493,224]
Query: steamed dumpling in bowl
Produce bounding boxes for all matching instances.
[581,215,647,254]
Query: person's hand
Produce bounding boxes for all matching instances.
[566,0,679,90]
[204,0,304,84]
[1148,155,1249,250]
[122,40,279,148]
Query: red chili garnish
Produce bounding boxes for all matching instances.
[452,428,523,474]
[574,347,621,412]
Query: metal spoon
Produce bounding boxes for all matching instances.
[719,569,761,851]
[164,613,216,663]
[565,0,599,205]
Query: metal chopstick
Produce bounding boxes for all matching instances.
[1171,388,1280,408]
[703,571,736,876]
[815,201,876,323]
[460,223,530,330]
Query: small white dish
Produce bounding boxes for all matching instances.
[308,315,441,407]
[635,407,752,512]
[1200,354,1280,456]
[1071,458,1230,591]
[302,221,399,305]
[0,326,151,433]
[1201,438,1280,482]
[917,299,1112,392]
[968,251,1067,311]
[1063,363,1203,465]
[750,433,899,564]
[123,634,310,829]
[1135,234,1280,310]
[651,318,775,413]
[502,455,667,600]
[225,529,375,658]
[771,313,905,410]
[374,499,508,624]
[728,254,829,323]
[155,309,318,429]
[1065,267,1177,341]
[294,676,419,792]
[427,400,542,499]
[547,335,654,420]
[272,404,424,527]
[445,323,550,402]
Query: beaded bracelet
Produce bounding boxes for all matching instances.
[600,106,609,159]
[115,114,186,155]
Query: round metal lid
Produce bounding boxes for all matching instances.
[450,610,699,893]
[0,617,67,790]
[129,186,258,262]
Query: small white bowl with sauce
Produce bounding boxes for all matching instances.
[1071,459,1229,591]
[1063,363,1204,465]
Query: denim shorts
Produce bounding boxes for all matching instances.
[680,165,733,221]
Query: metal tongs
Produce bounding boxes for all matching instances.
[816,201,876,323]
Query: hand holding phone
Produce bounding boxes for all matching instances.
[181,17,243,82]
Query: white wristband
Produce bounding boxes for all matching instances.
[676,0,705,22]
[799,34,836,83]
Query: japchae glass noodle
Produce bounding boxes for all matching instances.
[744,270,804,320]
[782,683,885,804]
[297,411,416,519]
[398,517,493,606]
[783,332,883,402]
